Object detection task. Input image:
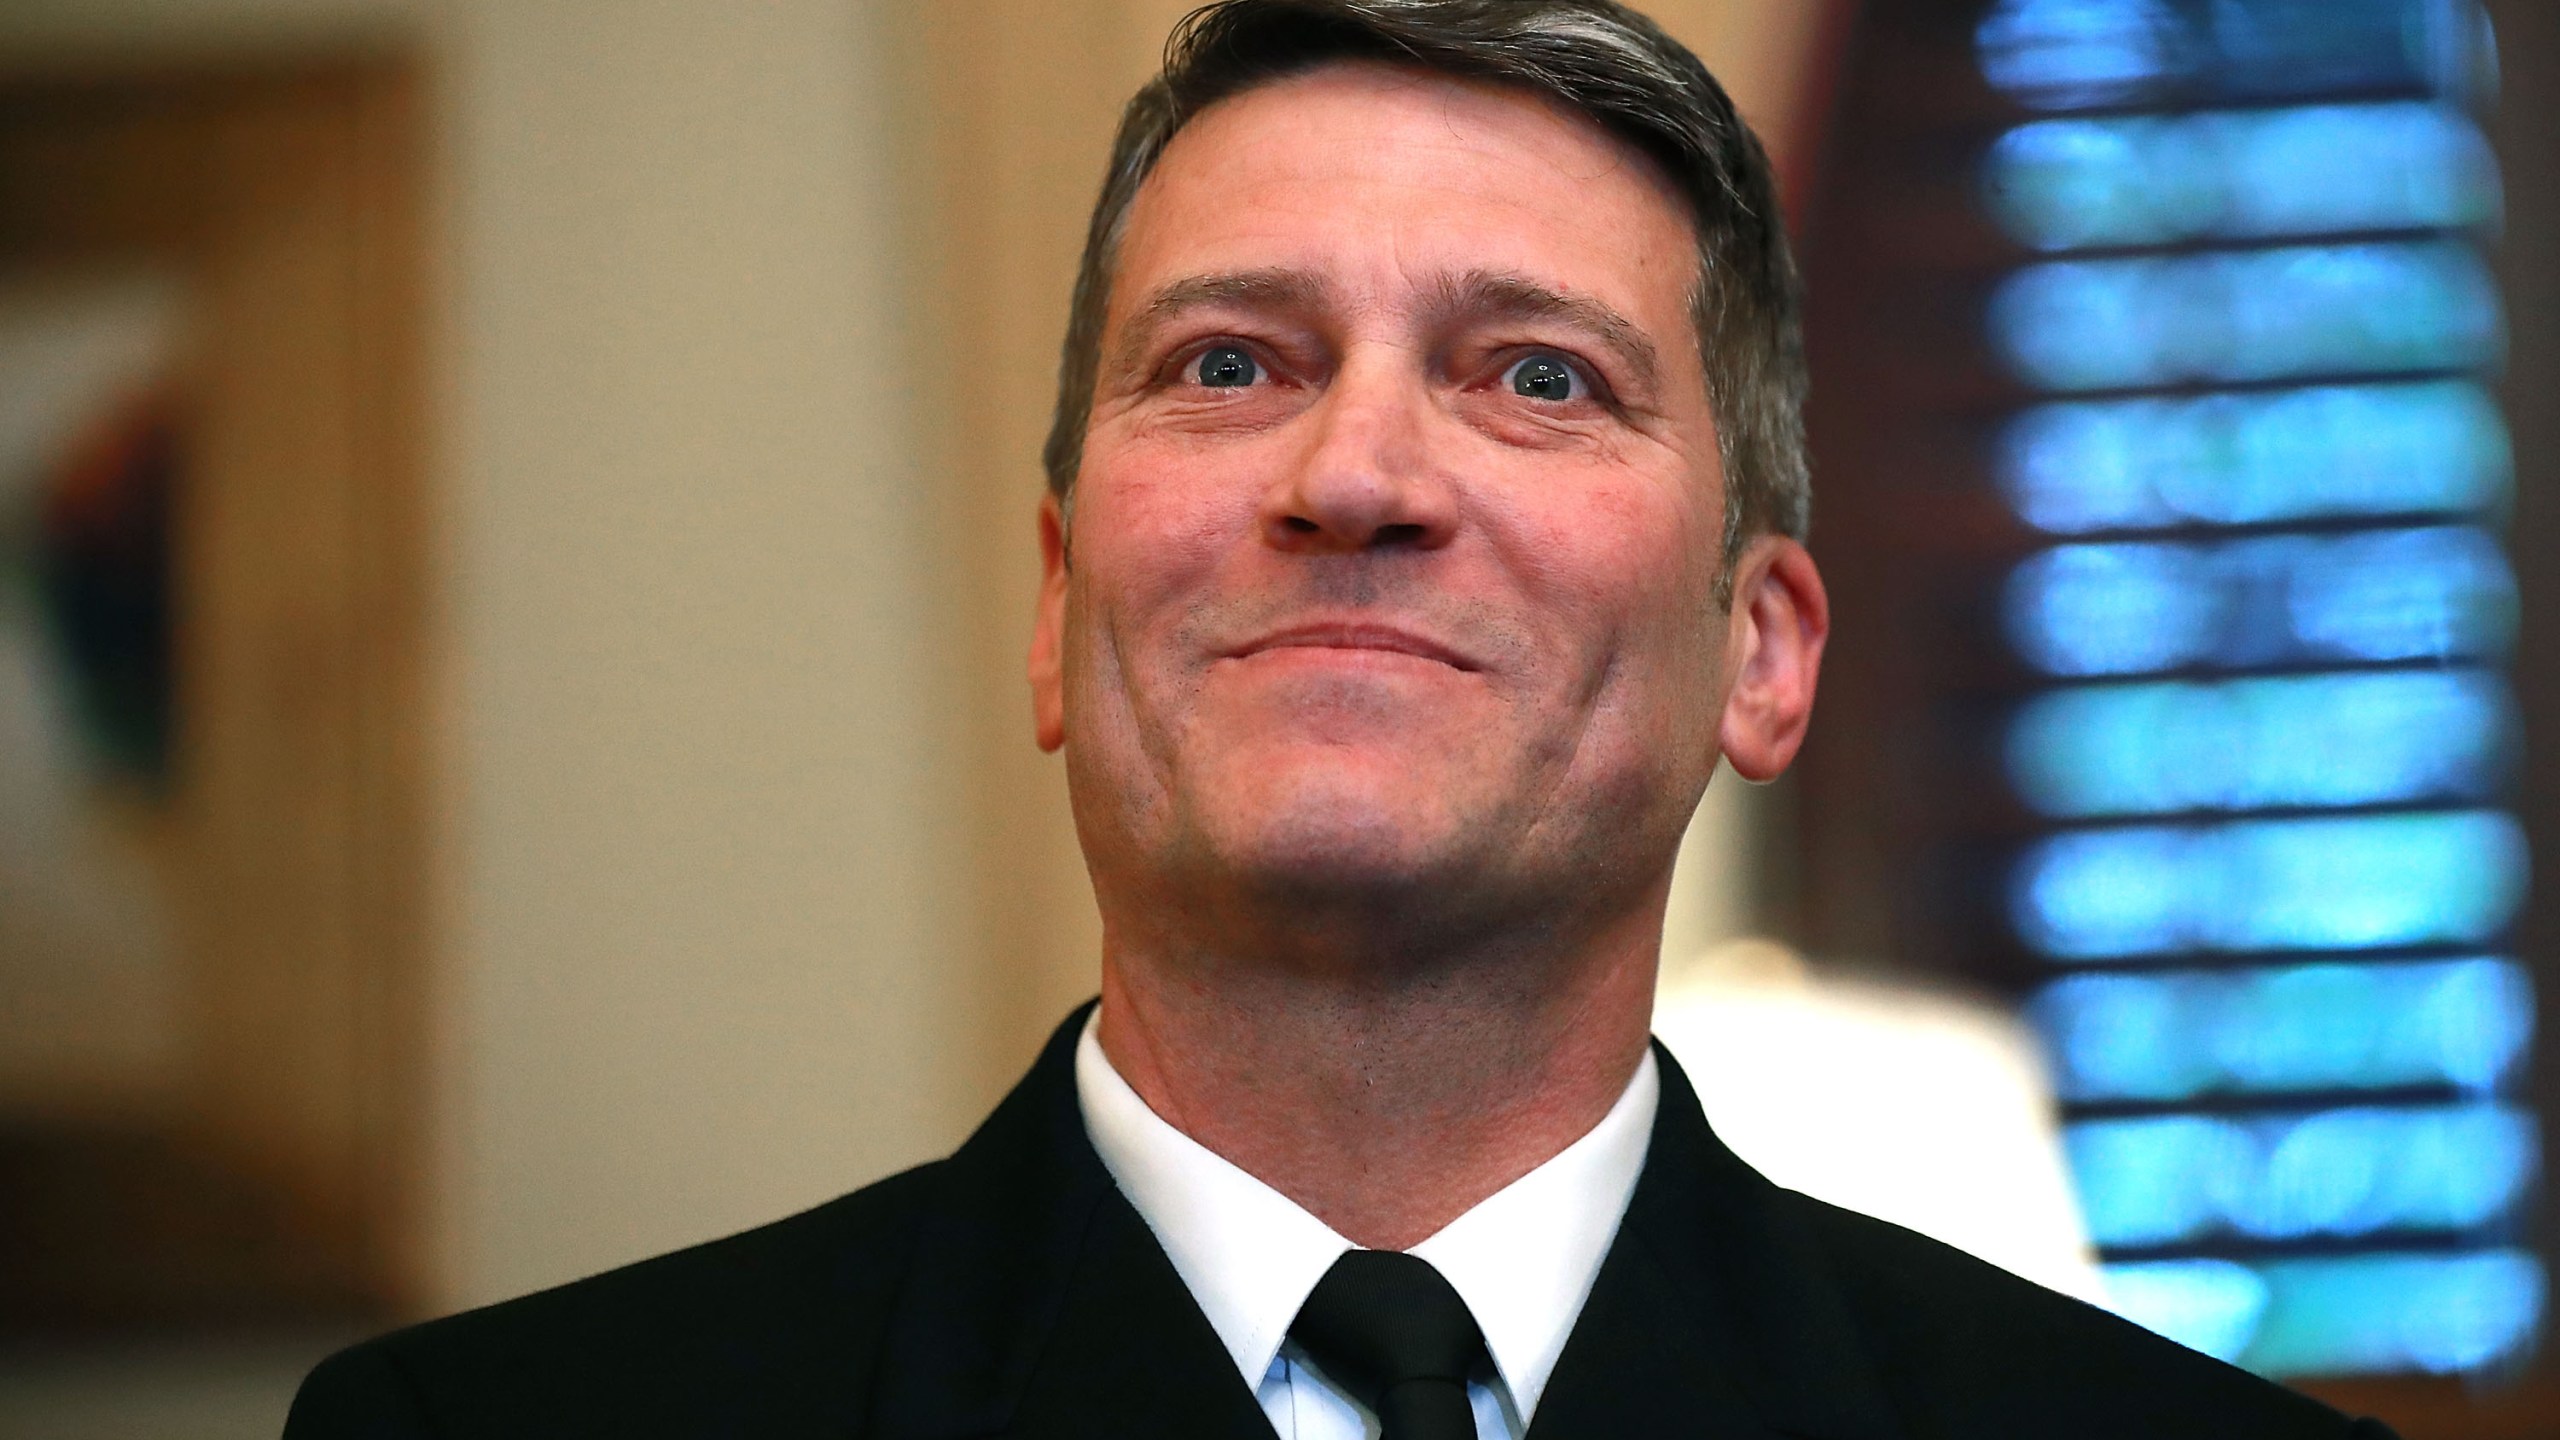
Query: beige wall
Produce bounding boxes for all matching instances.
[0,0,1839,1316]
[435,0,978,1308]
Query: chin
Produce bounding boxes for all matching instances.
[1185,750,1493,902]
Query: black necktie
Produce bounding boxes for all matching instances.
[1288,1249,1486,1440]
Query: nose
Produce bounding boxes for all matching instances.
[1262,353,1458,555]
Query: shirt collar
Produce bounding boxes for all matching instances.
[1075,1012,1658,1421]
[1409,1051,1657,1418]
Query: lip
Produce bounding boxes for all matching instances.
[1225,622,1479,672]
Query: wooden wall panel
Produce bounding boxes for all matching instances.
[0,60,426,1328]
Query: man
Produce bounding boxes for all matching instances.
[287,3,2396,1436]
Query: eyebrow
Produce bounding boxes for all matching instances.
[1426,268,1662,396]
[1110,268,1332,380]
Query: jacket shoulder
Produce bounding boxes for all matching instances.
[1789,1192,2382,1439]
[285,1160,945,1440]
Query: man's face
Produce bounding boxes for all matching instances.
[1034,63,1744,937]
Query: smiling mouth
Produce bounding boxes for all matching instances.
[1228,623,1479,672]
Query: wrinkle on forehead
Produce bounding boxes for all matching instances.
[1114,63,1698,280]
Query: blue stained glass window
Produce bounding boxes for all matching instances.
[2282,528,2518,663]
[2103,1258,2272,1361]
[1992,242,2501,391]
[2070,1114,2251,1244]
[2005,527,2516,677]
[1977,0,2525,1381]
[1978,0,2187,111]
[2067,1103,2535,1247]
[2033,958,2533,1102]
[1998,382,2511,534]
[2007,670,2514,817]
[1986,104,2499,251]
[2106,1251,2542,1374]
[1979,0,2486,112]
[2199,0,2481,99]
[2005,543,2214,675]
[2011,810,2527,959]
[2243,1252,2546,1375]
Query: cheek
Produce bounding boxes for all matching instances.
[1489,477,1729,803]
[1487,468,1716,670]
[1063,446,1257,671]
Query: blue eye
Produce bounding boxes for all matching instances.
[1193,345,1259,388]
[1508,354,1580,401]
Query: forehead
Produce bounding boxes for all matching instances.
[1111,62,1701,331]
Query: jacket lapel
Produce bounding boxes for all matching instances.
[864,1003,1275,1440]
[1004,1193,1281,1438]
[1529,1045,1907,1440]
[868,1013,1908,1440]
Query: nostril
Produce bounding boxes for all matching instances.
[1373,522,1428,548]
[1282,515,1322,534]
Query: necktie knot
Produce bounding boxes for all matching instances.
[1288,1249,1485,1440]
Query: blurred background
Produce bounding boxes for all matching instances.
[0,1,2548,1436]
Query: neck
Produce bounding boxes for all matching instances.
[1093,895,1663,1251]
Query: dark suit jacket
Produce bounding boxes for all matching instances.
[286,1005,2396,1438]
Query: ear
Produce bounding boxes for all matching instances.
[1028,493,1071,753]
[1717,535,1829,782]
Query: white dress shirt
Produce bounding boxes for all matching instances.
[1075,1014,1658,1440]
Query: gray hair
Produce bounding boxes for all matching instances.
[1041,0,1811,591]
